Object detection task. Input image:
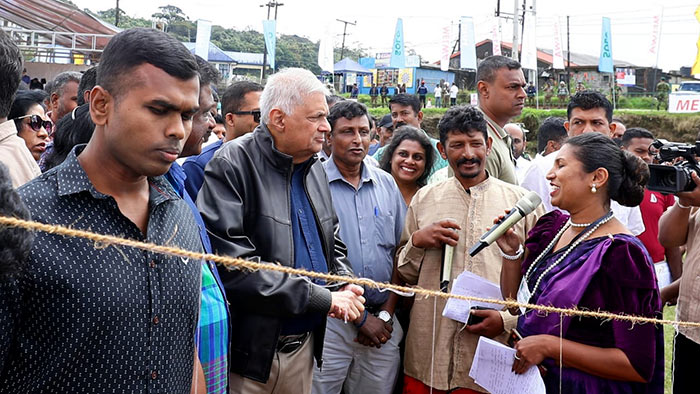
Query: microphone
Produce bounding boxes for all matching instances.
[439,218,457,293]
[468,191,542,257]
[440,243,455,293]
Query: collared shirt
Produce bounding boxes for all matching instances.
[679,208,700,343]
[637,189,676,263]
[2,146,202,393]
[282,161,328,335]
[166,162,229,394]
[372,130,448,176]
[519,149,646,235]
[0,120,41,188]
[514,155,532,183]
[182,139,224,201]
[323,158,405,306]
[478,108,517,185]
[397,176,543,391]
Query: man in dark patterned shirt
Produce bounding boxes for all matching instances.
[0,28,204,393]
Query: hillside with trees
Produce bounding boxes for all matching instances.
[92,5,367,74]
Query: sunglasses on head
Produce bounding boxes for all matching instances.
[14,114,53,136]
[233,110,261,123]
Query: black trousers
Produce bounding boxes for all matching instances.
[673,332,700,393]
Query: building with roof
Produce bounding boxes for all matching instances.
[354,53,455,96]
[224,51,267,80]
[1,0,119,79]
[182,42,267,82]
[446,39,687,94]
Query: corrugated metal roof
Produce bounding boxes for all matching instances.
[448,39,637,69]
[0,0,118,50]
[223,51,266,66]
[182,42,234,63]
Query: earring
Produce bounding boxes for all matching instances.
[591,184,597,193]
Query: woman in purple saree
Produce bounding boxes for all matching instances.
[495,133,664,393]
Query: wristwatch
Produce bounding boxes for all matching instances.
[377,310,394,326]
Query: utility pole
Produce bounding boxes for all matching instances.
[451,20,461,56]
[512,0,519,61]
[520,0,527,42]
[260,1,284,80]
[336,19,356,60]
[115,0,120,27]
[566,15,571,92]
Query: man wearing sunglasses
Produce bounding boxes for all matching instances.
[182,80,263,201]
[0,30,41,187]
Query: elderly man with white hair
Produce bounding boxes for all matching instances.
[198,68,366,394]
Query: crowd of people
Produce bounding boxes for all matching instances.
[0,26,697,394]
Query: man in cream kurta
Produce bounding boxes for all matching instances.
[396,105,543,392]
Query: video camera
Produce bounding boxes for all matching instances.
[647,139,700,193]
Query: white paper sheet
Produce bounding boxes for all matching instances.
[442,271,504,323]
[469,337,546,394]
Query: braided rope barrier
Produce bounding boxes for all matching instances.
[1,215,695,328]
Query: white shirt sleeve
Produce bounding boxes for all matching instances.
[610,202,646,236]
[519,156,555,212]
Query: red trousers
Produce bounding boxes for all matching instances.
[402,375,483,394]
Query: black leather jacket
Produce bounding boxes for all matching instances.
[197,123,354,383]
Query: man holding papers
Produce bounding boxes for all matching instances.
[396,106,543,393]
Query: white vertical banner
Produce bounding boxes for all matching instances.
[195,19,212,59]
[460,17,477,69]
[647,6,663,67]
[318,22,335,73]
[552,16,565,70]
[490,17,502,56]
[520,13,537,70]
[440,23,452,71]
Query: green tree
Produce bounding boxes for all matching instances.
[151,5,187,23]
[96,8,151,29]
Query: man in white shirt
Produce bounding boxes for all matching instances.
[519,91,645,234]
[449,83,459,106]
[433,84,442,108]
[504,123,530,182]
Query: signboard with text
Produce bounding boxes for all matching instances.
[669,92,700,113]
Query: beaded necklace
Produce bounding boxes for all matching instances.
[524,211,614,298]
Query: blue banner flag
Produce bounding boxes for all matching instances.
[598,17,613,73]
[263,20,276,70]
[390,18,405,68]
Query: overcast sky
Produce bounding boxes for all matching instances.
[72,0,700,72]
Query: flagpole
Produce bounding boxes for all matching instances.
[612,72,616,110]
[652,7,664,98]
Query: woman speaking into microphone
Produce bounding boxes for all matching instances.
[494,133,663,393]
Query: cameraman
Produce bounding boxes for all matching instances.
[658,167,700,393]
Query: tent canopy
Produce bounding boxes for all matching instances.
[333,58,372,74]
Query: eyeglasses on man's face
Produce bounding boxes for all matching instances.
[233,110,261,123]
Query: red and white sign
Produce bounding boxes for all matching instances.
[669,92,700,113]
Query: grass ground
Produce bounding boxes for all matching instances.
[663,306,676,393]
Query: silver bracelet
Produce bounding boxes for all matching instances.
[677,200,692,209]
[500,244,524,260]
